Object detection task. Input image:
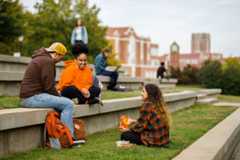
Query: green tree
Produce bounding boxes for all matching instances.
[23,0,107,62]
[170,66,181,79]
[180,65,200,84]
[198,60,222,88]
[23,0,73,56]
[221,58,240,95]
[170,65,200,84]
[0,0,25,54]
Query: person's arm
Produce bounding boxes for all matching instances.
[71,29,75,45]
[157,67,160,78]
[93,76,100,88]
[79,88,90,98]
[41,59,58,96]
[95,55,107,72]
[56,65,76,92]
[130,103,152,133]
[84,27,88,44]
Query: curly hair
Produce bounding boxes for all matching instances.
[71,42,88,57]
[144,83,171,127]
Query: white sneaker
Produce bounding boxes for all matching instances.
[73,140,86,144]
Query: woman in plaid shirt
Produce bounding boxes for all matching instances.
[121,83,171,146]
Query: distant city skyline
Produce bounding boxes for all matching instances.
[20,0,240,57]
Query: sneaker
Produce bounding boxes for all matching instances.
[71,139,86,148]
[118,85,126,89]
[72,98,78,104]
[116,140,134,148]
[87,97,103,105]
[73,139,86,144]
[110,86,126,92]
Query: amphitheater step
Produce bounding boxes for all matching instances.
[197,97,218,104]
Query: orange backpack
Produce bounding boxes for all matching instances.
[45,111,73,149]
[73,119,86,140]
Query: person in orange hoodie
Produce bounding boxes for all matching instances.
[57,44,101,104]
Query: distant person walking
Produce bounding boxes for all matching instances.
[20,42,75,138]
[71,19,88,47]
[157,62,166,79]
[120,84,171,146]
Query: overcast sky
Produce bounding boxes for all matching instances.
[21,0,240,57]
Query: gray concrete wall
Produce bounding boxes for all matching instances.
[173,108,240,160]
[0,54,64,73]
[0,91,197,156]
[0,126,44,155]
[0,54,177,96]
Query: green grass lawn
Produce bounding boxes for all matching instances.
[0,104,236,160]
[218,94,240,103]
[101,90,140,100]
[0,97,21,109]
[0,90,141,109]
[175,84,204,92]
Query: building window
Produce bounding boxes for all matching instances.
[150,47,159,56]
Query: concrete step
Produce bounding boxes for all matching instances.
[197,93,208,100]
[197,97,218,104]
[213,102,240,108]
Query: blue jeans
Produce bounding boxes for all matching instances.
[21,93,74,136]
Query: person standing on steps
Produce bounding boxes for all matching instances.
[157,62,166,80]
[71,19,88,52]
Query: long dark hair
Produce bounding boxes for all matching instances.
[144,83,171,127]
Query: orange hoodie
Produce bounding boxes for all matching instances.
[57,60,93,92]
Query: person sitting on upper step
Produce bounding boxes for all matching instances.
[95,45,122,91]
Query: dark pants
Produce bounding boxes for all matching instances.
[121,131,142,145]
[61,86,100,104]
[99,70,119,90]
[73,40,88,53]
[159,74,164,79]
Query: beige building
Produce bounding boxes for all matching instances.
[191,33,211,54]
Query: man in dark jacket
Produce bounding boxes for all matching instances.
[20,42,75,140]
[95,47,119,91]
[157,62,166,79]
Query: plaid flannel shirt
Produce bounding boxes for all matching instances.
[130,102,170,146]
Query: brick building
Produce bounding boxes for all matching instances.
[161,33,223,70]
[106,29,223,77]
[106,27,161,78]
